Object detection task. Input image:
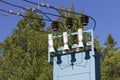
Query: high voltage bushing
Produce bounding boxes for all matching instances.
[48,34,55,53]
[81,15,89,26]
[51,18,74,32]
[66,18,73,29]
[51,21,59,32]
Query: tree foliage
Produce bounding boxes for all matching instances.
[101,50,120,80]
[104,34,117,49]
[0,11,52,80]
[101,34,120,80]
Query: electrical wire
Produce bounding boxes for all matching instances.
[23,0,96,30]
[23,0,79,28]
[0,0,68,21]
[0,0,67,31]
[0,8,65,32]
[0,9,53,22]
[0,8,51,33]
[0,0,96,30]
[23,0,69,17]
[0,0,55,31]
[0,0,53,22]
[1,0,73,20]
[23,0,64,18]
[23,0,79,26]
[0,0,25,9]
[0,0,79,28]
[23,0,81,15]
[88,16,96,31]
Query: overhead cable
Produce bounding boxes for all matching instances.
[0,0,53,21]
[0,0,76,19]
[0,0,96,30]
[0,0,79,29]
[23,0,96,30]
[0,8,52,32]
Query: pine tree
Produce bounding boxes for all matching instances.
[104,34,117,49]
[103,34,118,58]
[101,34,120,80]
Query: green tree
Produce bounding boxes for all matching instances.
[101,34,120,80]
[94,37,101,52]
[0,11,52,80]
[101,50,120,80]
[0,42,3,57]
[104,34,117,49]
[103,34,118,58]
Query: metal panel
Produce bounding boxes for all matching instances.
[53,51,96,80]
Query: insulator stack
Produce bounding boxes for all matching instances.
[66,18,73,29]
[52,21,59,31]
[81,15,89,26]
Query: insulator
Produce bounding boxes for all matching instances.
[81,15,89,26]
[16,12,20,16]
[7,10,13,13]
[66,18,73,29]
[78,28,84,47]
[48,34,55,53]
[51,21,59,31]
[63,32,69,50]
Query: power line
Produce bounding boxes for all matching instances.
[0,0,79,30]
[0,8,52,22]
[23,0,96,30]
[23,0,79,21]
[0,8,65,31]
[23,0,64,16]
[0,0,70,19]
[0,8,52,33]
[0,0,26,9]
[0,0,78,20]
[0,0,66,20]
[23,0,81,15]
[0,0,53,21]
[0,0,96,30]
[0,0,79,29]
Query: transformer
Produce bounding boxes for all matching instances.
[48,29,100,80]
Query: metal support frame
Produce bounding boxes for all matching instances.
[48,29,94,63]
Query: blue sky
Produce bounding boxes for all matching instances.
[0,0,120,47]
